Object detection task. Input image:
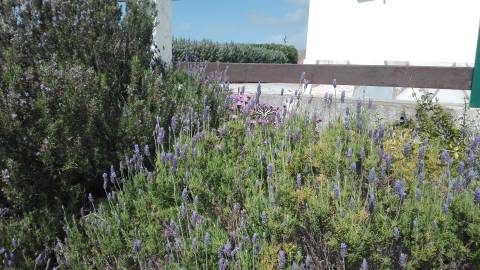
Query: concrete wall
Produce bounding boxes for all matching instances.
[305,0,480,66]
[153,0,172,65]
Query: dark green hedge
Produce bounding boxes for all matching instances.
[252,43,299,64]
[173,38,298,64]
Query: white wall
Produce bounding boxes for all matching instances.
[153,0,172,65]
[305,0,480,66]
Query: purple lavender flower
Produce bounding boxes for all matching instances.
[442,202,449,214]
[191,211,202,227]
[458,161,465,176]
[393,226,400,241]
[368,168,376,185]
[440,150,451,165]
[403,143,411,158]
[180,204,187,219]
[340,90,345,103]
[399,253,407,268]
[133,239,142,253]
[171,116,177,131]
[218,258,228,270]
[474,187,480,205]
[340,243,347,258]
[278,250,286,269]
[157,127,165,145]
[351,162,357,174]
[346,148,353,159]
[305,255,312,268]
[377,145,384,159]
[296,173,302,187]
[204,233,211,248]
[287,153,292,164]
[110,165,116,184]
[418,146,426,159]
[378,123,385,139]
[134,144,140,156]
[175,143,181,157]
[334,183,340,199]
[224,241,232,257]
[260,211,267,225]
[252,233,260,256]
[393,180,407,201]
[102,173,108,190]
[181,187,188,200]
[465,169,474,187]
[384,153,392,172]
[267,163,273,177]
[361,258,368,270]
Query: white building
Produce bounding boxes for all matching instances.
[304,0,480,102]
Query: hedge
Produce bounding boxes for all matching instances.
[173,38,298,64]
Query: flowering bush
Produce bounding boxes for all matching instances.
[53,90,480,269]
[0,1,229,268]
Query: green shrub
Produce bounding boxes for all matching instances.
[0,1,229,268]
[56,96,480,269]
[173,38,291,64]
[252,43,299,64]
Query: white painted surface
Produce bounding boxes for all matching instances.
[305,0,480,66]
[153,0,172,66]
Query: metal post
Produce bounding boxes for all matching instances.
[470,24,480,108]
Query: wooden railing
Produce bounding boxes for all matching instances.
[189,62,473,90]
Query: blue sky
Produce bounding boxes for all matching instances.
[172,0,309,49]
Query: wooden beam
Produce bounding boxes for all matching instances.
[182,62,473,90]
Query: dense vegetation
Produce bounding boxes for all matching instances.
[53,87,480,269]
[173,39,298,64]
[1,1,479,269]
[0,1,228,268]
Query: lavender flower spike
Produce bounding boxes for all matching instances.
[296,173,302,187]
[361,258,368,270]
[340,243,348,258]
[393,226,400,241]
[133,239,142,253]
[278,250,286,269]
[334,183,340,200]
[474,187,480,205]
[399,252,407,269]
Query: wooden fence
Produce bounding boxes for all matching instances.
[194,62,473,90]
